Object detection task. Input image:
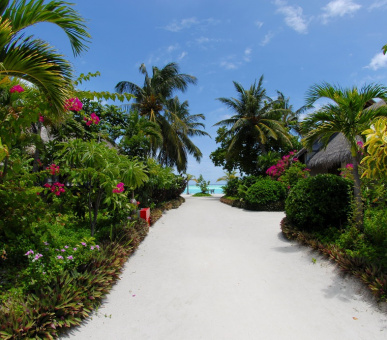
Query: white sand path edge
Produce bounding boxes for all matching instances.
[62,195,387,340]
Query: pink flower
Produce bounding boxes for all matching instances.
[25,250,34,256]
[67,255,73,260]
[113,182,125,193]
[57,255,64,260]
[81,242,86,246]
[34,253,43,261]
[95,245,100,250]
[73,247,77,251]
[346,163,353,169]
[61,249,65,252]
[357,141,364,149]
[84,112,100,126]
[46,163,60,175]
[64,97,83,111]
[64,245,69,249]
[39,115,44,123]
[10,85,24,93]
[90,112,100,125]
[90,246,94,250]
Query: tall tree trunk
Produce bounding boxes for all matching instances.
[352,156,363,230]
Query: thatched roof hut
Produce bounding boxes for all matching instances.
[297,99,386,175]
[307,133,354,169]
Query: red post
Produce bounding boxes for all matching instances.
[140,207,150,225]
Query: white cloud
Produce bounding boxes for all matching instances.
[163,17,220,32]
[244,48,252,62]
[255,20,264,28]
[369,0,387,10]
[274,0,308,34]
[365,52,387,70]
[166,44,179,53]
[220,61,239,70]
[321,0,361,23]
[260,31,275,46]
[164,17,199,32]
[178,51,188,60]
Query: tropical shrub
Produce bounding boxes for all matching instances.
[244,179,286,210]
[285,174,352,231]
[278,161,310,189]
[195,174,210,194]
[222,178,239,197]
[362,117,387,180]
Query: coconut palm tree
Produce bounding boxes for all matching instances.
[216,170,238,182]
[157,96,209,171]
[274,91,308,136]
[0,0,90,114]
[115,62,197,122]
[185,173,195,194]
[215,75,292,159]
[115,63,206,172]
[302,82,387,229]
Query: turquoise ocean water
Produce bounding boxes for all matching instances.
[185,184,224,194]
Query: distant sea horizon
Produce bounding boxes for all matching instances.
[185,184,224,194]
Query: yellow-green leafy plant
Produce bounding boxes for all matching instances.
[362,117,387,180]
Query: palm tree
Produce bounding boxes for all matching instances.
[215,75,292,159]
[115,62,206,172]
[216,170,238,182]
[0,0,90,114]
[185,173,195,194]
[274,91,308,136]
[158,96,209,171]
[302,82,387,228]
[115,62,197,122]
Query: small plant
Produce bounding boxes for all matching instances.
[195,174,210,194]
[312,258,317,264]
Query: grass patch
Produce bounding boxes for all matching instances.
[192,192,212,197]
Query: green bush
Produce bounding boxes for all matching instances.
[222,178,240,197]
[364,208,387,249]
[245,179,286,210]
[285,174,352,231]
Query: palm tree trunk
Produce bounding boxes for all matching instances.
[352,157,363,230]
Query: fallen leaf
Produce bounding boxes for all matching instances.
[353,317,358,320]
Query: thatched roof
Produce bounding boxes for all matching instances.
[306,133,353,169]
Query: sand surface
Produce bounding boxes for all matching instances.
[62,195,387,340]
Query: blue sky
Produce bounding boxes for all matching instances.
[31,0,387,182]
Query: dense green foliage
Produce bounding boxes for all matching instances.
[210,77,303,176]
[244,179,286,210]
[285,174,352,231]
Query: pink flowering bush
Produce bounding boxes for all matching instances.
[266,150,310,190]
[44,182,65,196]
[46,163,60,175]
[10,85,24,93]
[339,163,355,181]
[83,112,100,126]
[112,182,125,193]
[64,97,83,111]
[266,150,298,179]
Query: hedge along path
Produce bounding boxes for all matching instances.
[63,195,387,340]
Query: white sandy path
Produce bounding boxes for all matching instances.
[62,195,387,340]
